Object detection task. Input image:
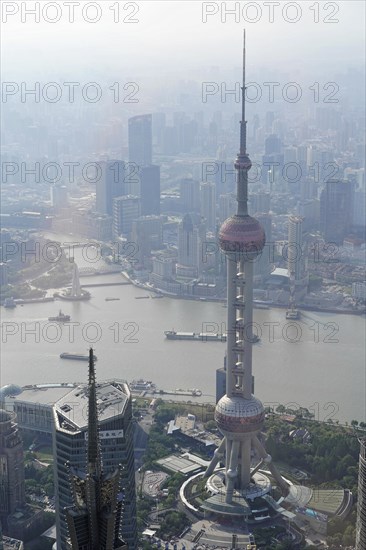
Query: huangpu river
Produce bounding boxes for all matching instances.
[0,240,365,424]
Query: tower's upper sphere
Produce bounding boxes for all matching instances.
[219,215,265,260]
[235,154,252,171]
[215,395,265,438]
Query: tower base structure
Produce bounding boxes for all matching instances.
[55,259,91,300]
[200,429,290,522]
[180,466,291,529]
[202,470,272,518]
[55,288,91,301]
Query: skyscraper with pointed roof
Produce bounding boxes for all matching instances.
[53,349,137,549]
[64,349,127,550]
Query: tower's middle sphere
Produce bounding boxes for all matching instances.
[219,215,265,261]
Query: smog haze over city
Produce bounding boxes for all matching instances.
[0,1,365,550]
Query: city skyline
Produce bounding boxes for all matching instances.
[1,2,365,548]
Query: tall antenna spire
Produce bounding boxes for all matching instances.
[240,28,247,155]
[87,347,101,477]
[235,28,251,216]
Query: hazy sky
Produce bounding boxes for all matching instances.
[2,1,365,79]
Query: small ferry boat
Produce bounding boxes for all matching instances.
[286,308,301,320]
[48,310,71,322]
[105,297,120,301]
[135,295,150,299]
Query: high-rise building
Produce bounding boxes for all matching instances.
[53,354,137,550]
[131,215,163,268]
[287,215,305,281]
[177,214,201,278]
[51,184,68,211]
[320,179,355,244]
[261,152,284,187]
[180,178,200,213]
[219,194,236,225]
[128,114,152,167]
[152,112,166,149]
[113,195,140,237]
[286,215,308,310]
[296,199,320,232]
[150,255,174,285]
[64,350,127,549]
[211,161,236,196]
[203,32,289,517]
[264,133,281,155]
[140,165,160,216]
[283,145,297,165]
[72,210,113,241]
[0,263,8,287]
[356,439,366,550]
[0,410,43,541]
[307,146,334,182]
[300,178,316,201]
[249,192,270,215]
[353,189,366,229]
[200,182,216,231]
[254,213,273,282]
[96,161,127,216]
[0,411,25,530]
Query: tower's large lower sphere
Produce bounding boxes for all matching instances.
[215,395,265,437]
[219,215,265,260]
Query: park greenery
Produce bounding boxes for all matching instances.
[264,410,360,547]
[265,409,361,489]
[136,400,216,471]
[140,423,178,470]
[1,241,75,298]
[158,510,190,539]
[135,400,362,548]
[32,251,74,289]
[0,282,45,299]
[25,458,54,499]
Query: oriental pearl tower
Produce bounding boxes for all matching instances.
[203,32,289,512]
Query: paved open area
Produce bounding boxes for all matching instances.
[178,519,255,549]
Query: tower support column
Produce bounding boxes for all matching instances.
[227,258,237,396]
[225,440,240,503]
[204,438,225,478]
[243,260,253,399]
[240,437,252,488]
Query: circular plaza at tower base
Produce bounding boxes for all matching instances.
[180,469,284,524]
